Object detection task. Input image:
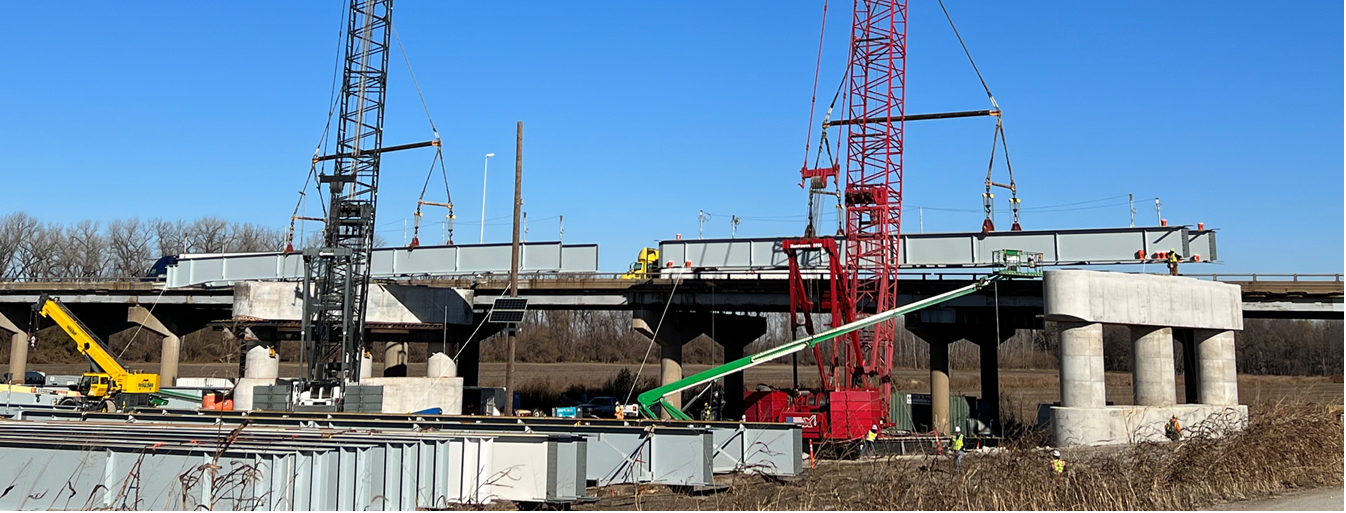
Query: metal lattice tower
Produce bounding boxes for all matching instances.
[842,0,907,403]
[303,0,392,386]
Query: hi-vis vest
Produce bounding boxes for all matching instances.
[1052,459,1065,473]
[951,434,964,451]
[865,430,878,442]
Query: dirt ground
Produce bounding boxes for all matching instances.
[30,361,1344,415]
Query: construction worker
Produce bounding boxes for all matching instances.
[1051,449,1065,475]
[1165,415,1182,441]
[951,426,966,470]
[860,424,879,459]
[615,403,625,420]
[702,401,714,421]
[1166,248,1182,276]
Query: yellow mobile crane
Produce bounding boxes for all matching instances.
[34,294,163,411]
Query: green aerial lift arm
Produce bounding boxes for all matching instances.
[636,273,1007,420]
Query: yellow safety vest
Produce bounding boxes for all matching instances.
[865,430,878,442]
[951,434,964,451]
[1052,459,1065,474]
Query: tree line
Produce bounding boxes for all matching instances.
[0,212,286,280]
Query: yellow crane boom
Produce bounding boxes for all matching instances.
[34,294,159,405]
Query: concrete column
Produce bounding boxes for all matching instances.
[930,341,950,434]
[1195,329,1239,405]
[979,340,999,432]
[706,313,765,422]
[383,342,409,377]
[1,312,27,385]
[360,351,373,379]
[128,306,180,387]
[659,341,685,415]
[1058,322,1105,408]
[633,310,710,419]
[1129,326,1176,406]
[243,345,280,379]
[426,340,459,378]
[235,337,278,411]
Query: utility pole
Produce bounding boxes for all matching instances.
[698,210,710,239]
[1129,194,1135,227]
[504,122,523,416]
[731,215,740,238]
[558,215,564,244]
[1154,197,1162,225]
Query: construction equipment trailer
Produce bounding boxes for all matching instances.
[34,294,165,412]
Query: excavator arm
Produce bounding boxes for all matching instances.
[637,273,1006,420]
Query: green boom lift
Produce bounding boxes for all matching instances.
[636,249,1042,420]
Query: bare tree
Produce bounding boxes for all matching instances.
[188,217,232,253]
[14,222,64,279]
[0,212,39,278]
[108,218,155,277]
[60,220,107,278]
[227,223,283,253]
[153,218,190,256]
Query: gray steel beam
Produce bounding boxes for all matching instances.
[0,419,590,509]
[658,226,1217,270]
[16,409,803,483]
[165,242,600,288]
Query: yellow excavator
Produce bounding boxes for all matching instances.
[621,248,660,279]
[34,294,164,412]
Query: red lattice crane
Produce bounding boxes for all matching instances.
[763,0,909,440]
[840,0,908,424]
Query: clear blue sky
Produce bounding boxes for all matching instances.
[2,2,1340,274]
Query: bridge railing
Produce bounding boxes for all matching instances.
[1163,273,1343,282]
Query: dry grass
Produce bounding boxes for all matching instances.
[582,403,1343,511]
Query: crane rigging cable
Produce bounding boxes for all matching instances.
[934,0,1022,232]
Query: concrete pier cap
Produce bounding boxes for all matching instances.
[1043,270,1246,446]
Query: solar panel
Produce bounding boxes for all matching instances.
[488,297,529,324]
[493,298,529,311]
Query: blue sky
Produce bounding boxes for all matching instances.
[1,2,1340,273]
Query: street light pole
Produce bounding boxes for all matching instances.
[481,153,495,243]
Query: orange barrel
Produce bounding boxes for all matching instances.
[222,398,234,411]
[202,392,218,410]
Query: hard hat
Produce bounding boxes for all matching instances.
[1052,449,1061,458]
[954,426,961,433]
[871,425,878,430]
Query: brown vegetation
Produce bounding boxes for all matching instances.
[580,403,1343,511]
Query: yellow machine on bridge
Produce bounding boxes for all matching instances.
[34,294,163,411]
[621,248,660,279]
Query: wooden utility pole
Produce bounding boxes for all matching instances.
[503,121,523,415]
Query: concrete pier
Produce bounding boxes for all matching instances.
[1,312,27,385]
[1059,322,1105,408]
[128,306,180,387]
[633,311,765,419]
[1130,326,1176,406]
[1045,270,1246,446]
[1195,329,1239,405]
[233,341,279,411]
[930,341,951,434]
[384,342,409,377]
